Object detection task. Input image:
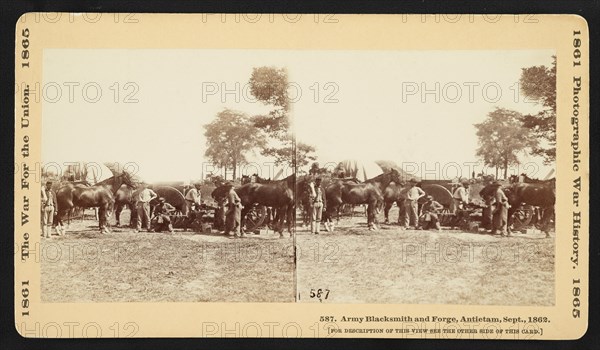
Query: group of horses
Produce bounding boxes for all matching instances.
[54,171,138,233]
[49,167,556,238]
[207,169,404,236]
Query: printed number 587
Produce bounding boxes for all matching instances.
[310,289,330,302]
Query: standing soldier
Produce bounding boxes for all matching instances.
[403,179,426,229]
[184,182,202,231]
[41,181,58,238]
[453,180,471,210]
[185,182,202,211]
[490,181,511,236]
[479,185,495,232]
[135,183,157,232]
[310,178,327,234]
[224,182,243,237]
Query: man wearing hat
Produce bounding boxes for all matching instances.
[402,179,426,229]
[310,177,327,234]
[41,181,58,238]
[419,195,444,231]
[490,181,511,236]
[152,197,176,233]
[224,182,243,237]
[453,180,471,210]
[184,182,202,231]
[185,182,202,211]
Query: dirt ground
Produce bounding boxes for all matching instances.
[295,206,555,306]
[41,207,554,305]
[41,210,295,303]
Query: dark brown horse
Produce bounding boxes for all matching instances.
[114,185,138,227]
[325,169,401,230]
[57,171,136,233]
[506,182,555,237]
[480,181,555,237]
[212,174,295,237]
[383,181,407,224]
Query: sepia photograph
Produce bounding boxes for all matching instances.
[39,50,302,302]
[292,50,556,305]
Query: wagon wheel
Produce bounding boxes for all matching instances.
[511,205,534,232]
[243,205,267,232]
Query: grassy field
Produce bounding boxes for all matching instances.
[41,215,295,303]
[295,206,555,306]
[41,207,554,305]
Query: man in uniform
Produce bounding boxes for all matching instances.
[490,181,511,236]
[135,183,157,232]
[41,181,58,238]
[152,197,176,233]
[403,179,426,229]
[310,178,327,234]
[419,195,444,231]
[224,182,243,237]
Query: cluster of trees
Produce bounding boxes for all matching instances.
[475,56,556,179]
[204,67,316,179]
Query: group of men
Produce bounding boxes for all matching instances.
[40,176,512,237]
[305,177,512,235]
[452,179,511,235]
[134,182,206,234]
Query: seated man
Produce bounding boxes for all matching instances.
[419,195,444,231]
[152,197,176,233]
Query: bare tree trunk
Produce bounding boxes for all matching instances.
[233,159,237,180]
[223,165,227,180]
[495,166,498,179]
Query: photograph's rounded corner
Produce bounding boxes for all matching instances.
[566,320,589,341]
[14,320,37,339]
[15,12,36,31]
[566,14,589,34]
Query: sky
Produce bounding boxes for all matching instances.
[42,49,555,182]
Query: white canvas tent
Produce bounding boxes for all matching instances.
[337,159,384,182]
[48,161,120,185]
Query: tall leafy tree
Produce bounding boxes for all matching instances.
[475,108,538,179]
[204,109,265,180]
[248,66,316,169]
[519,56,556,163]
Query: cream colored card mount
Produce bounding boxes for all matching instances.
[14,13,588,339]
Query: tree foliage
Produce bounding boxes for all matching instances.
[249,67,290,138]
[519,56,556,163]
[204,109,266,179]
[248,66,317,168]
[475,108,538,179]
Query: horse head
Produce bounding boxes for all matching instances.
[211,184,230,202]
[389,168,402,184]
[118,170,137,189]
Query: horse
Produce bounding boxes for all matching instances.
[212,175,295,237]
[114,185,138,227]
[296,175,317,228]
[506,182,555,237]
[324,169,401,231]
[382,181,407,224]
[480,182,555,237]
[56,171,137,233]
